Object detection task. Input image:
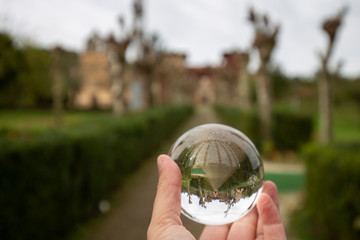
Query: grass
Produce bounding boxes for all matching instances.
[333,102,360,143]
[0,109,114,131]
[275,100,360,144]
[0,102,357,195]
[3,99,359,142]
[265,172,305,193]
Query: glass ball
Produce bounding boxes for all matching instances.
[169,123,264,225]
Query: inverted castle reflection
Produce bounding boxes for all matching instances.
[169,124,264,225]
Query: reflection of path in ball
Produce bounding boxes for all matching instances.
[190,141,239,191]
[191,140,240,191]
[201,163,236,191]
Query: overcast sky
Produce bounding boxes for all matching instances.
[1,0,359,77]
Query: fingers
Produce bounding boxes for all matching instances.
[262,181,279,210]
[227,180,282,240]
[257,193,286,240]
[256,180,282,237]
[148,155,183,236]
[199,224,230,240]
[226,208,258,240]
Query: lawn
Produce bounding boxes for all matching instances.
[0,110,113,131]
[333,103,360,143]
[275,100,360,143]
[265,172,305,193]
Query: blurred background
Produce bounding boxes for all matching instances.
[1,0,360,239]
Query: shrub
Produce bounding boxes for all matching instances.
[272,112,313,150]
[291,143,360,240]
[214,105,313,152]
[214,105,261,147]
[0,105,193,240]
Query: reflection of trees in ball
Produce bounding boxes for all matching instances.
[176,145,196,203]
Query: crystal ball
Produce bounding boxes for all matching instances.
[169,123,264,225]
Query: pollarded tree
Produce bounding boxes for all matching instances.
[318,7,348,144]
[109,16,133,116]
[248,8,280,141]
[236,51,252,111]
[135,34,162,108]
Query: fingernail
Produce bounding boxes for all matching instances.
[157,155,166,172]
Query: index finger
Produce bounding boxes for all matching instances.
[262,181,279,210]
[257,193,286,239]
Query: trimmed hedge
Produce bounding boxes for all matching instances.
[214,105,313,151]
[213,105,261,147]
[291,143,360,240]
[0,105,193,240]
[272,113,313,150]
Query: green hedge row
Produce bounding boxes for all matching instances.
[273,113,313,150]
[214,105,261,147]
[214,105,313,151]
[0,105,193,240]
[291,143,360,240]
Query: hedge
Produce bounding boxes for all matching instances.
[272,112,313,150]
[213,105,261,146]
[291,143,360,240]
[0,105,193,240]
[214,105,313,151]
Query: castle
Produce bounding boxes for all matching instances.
[74,34,250,111]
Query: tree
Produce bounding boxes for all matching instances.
[109,17,133,116]
[236,51,252,111]
[0,33,25,107]
[248,9,280,141]
[136,34,162,107]
[271,67,290,100]
[50,46,64,126]
[318,7,347,144]
[0,33,54,108]
[0,33,21,89]
[20,47,52,107]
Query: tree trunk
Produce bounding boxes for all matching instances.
[51,48,63,126]
[256,66,272,141]
[112,77,124,116]
[112,67,130,116]
[317,33,335,144]
[144,69,154,108]
[52,72,63,126]
[110,55,131,116]
[318,62,332,144]
[110,60,124,116]
[238,67,252,111]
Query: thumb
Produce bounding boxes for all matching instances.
[149,155,183,230]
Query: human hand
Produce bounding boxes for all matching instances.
[147,154,286,240]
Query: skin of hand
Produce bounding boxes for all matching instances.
[147,154,286,240]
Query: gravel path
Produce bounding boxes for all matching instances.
[76,106,304,240]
